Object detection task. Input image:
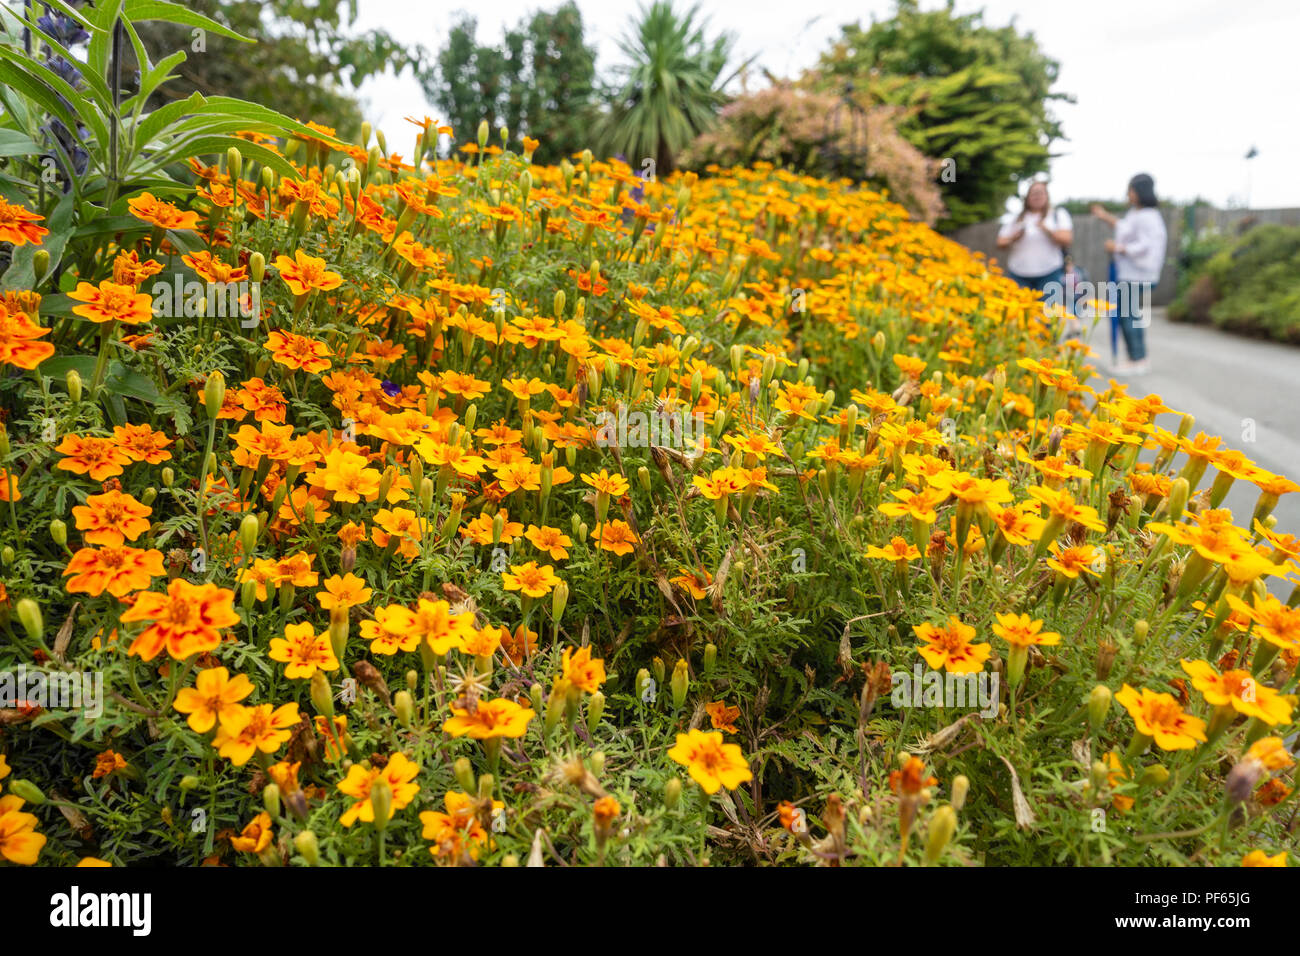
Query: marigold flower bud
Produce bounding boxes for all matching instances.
[1167,477,1190,522]
[1139,765,1170,788]
[454,757,476,793]
[670,658,689,710]
[552,580,569,622]
[33,249,49,284]
[49,519,66,546]
[203,371,225,420]
[370,780,393,830]
[16,598,42,642]
[0,546,12,565]
[1133,619,1149,646]
[263,783,281,819]
[924,805,957,864]
[1088,684,1113,732]
[179,775,200,791]
[394,690,414,728]
[9,779,45,805]
[702,642,717,677]
[295,829,320,866]
[310,671,334,719]
[1090,760,1110,792]
[239,513,259,556]
[587,691,605,732]
[951,775,969,812]
[249,251,265,283]
[162,466,174,487]
[529,682,544,714]
[664,776,682,809]
[66,368,82,404]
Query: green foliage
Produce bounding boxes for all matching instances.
[1170,223,1300,341]
[422,2,598,166]
[130,0,420,139]
[596,1,744,174]
[818,0,1071,229]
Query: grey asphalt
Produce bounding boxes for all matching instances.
[1082,307,1300,566]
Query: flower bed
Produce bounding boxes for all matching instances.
[1,122,1298,867]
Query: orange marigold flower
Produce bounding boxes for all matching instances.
[0,197,49,245]
[214,702,300,767]
[67,280,153,324]
[70,489,151,546]
[591,519,638,556]
[269,622,338,679]
[1115,683,1208,751]
[667,729,752,794]
[62,545,165,598]
[265,329,332,374]
[0,302,55,369]
[443,698,535,739]
[230,812,274,853]
[274,249,343,295]
[913,616,991,674]
[561,645,606,693]
[705,700,741,733]
[120,578,241,661]
[127,192,201,230]
[501,561,561,598]
[56,434,133,481]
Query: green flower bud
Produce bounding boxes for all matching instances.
[66,369,82,404]
[551,580,569,622]
[370,780,393,830]
[161,466,175,488]
[32,249,50,284]
[9,779,45,805]
[310,671,334,719]
[528,682,544,714]
[586,690,605,732]
[239,513,259,555]
[1088,684,1113,733]
[204,371,226,419]
[454,757,476,793]
[295,829,320,866]
[670,658,689,710]
[179,775,200,791]
[924,805,958,864]
[951,775,969,812]
[394,690,414,728]
[1139,764,1170,788]
[16,598,43,642]
[664,776,682,809]
[263,783,281,819]
[702,642,717,677]
[49,519,67,546]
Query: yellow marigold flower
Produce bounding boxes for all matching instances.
[591,519,639,556]
[865,536,921,563]
[667,729,752,794]
[0,794,46,864]
[581,468,630,497]
[1115,684,1207,751]
[361,604,420,655]
[230,812,274,853]
[269,622,338,679]
[501,561,561,598]
[443,698,535,739]
[562,645,606,693]
[317,572,373,610]
[1241,849,1288,867]
[173,667,254,734]
[337,752,421,827]
[913,616,991,674]
[992,612,1062,648]
[1180,659,1293,725]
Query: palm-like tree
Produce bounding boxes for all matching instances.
[598,2,745,174]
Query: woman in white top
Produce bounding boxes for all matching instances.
[996,181,1073,292]
[1091,173,1168,374]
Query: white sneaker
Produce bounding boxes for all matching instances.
[1130,359,1151,375]
[1111,358,1135,374]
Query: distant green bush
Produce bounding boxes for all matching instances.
[1169,224,1300,342]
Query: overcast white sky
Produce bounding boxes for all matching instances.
[350,0,1299,212]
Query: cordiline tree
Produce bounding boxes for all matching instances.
[819,0,1073,229]
[423,2,598,166]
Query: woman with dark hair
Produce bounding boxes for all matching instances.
[1091,174,1167,374]
[996,181,1073,292]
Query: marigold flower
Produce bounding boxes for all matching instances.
[120,578,241,661]
[270,622,339,679]
[127,192,201,230]
[230,812,274,854]
[275,249,343,295]
[0,197,49,245]
[561,645,606,694]
[173,667,254,733]
[337,752,421,826]
[62,545,165,598]
[667,729,752,794]
[913,616,991,674]
[501,561,561,598]
[0,794,46,864]
[67,280,153,325]
[443,698,535,739]
[1115,683,1208,751]
[214,702,300,766]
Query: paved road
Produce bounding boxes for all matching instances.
[1082,307,1300,559]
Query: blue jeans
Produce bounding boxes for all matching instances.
[1112,281,1156,361]
[1009,266,1065,293]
